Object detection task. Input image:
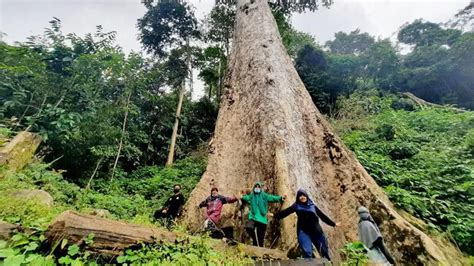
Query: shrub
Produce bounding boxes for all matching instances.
[465,129,474,156]
[375,124,395,140]
[391,98,416,111]
[340,241,369,265]
[388,142,419,160]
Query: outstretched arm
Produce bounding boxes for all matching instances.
[198,199,207,208]
[223,196,238,204]
[315,206,336,227]
[241,194,251,203]
[274,205,295,220]
[265,193,283,203]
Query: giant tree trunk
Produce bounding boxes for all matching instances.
[181,0,464,264]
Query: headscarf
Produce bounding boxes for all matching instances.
[293,189,317,214]
[358,206,382,248]
[249,182,267,216]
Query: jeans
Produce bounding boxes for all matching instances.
[297,229,331,260]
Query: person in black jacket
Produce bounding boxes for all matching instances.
[154,184,185,221]
[275,189,340,260]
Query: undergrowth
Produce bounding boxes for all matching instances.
[0,156,241,265]
[333,89,474,254]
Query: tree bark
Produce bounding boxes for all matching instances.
[45,211,287,260]
[111,90,132,180]
[180,0,464,264]
[86,157,103,190]
[166,39,191,167]
[165,81,186,167]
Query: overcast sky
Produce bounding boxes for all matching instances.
[0,0,470,98]
[1,0,470,50]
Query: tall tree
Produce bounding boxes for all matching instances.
[446,2,474,32]
[396,20,473,108]
[273,9,317,59]
[361,39,400,89]
[295,44,331,112]
[138,1,199,166]
[398,20,461,49]
[325,29,375,55]
[181,0,462,264]
[198,3,236,103]
[204,3,236,58]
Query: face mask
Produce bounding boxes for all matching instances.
[254,188,261,193]
[174,188,180,193]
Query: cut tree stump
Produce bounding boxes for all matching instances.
[45,211,288,260]
[0,131,41,171]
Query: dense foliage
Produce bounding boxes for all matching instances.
[332,90,474,254]
[275,12,474,113]
[0,156,205,224]
[0,19,217,182]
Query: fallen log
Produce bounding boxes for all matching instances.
[45,211,287,260]
[402,92,466,112]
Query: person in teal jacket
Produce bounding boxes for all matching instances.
[241,182,285,247]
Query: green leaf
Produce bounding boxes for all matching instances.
[24,241,39,252]
[29,255,56,266]
[11,234,24,242]
[0,248,18,258]
[128,254,139,261]
[116,255,127,263]
[25,253,41,263]
[67,244,80,256]
[85,233,95,245]
[59,255,73,265]
[71,258,84,266]
[7,216,21,223]
[4,254,26,266]
[0,240,7,249]
[12,239,29,248]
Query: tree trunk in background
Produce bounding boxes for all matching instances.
[165,81,185,167]
[166,39,191,167]
[111,90,132,180]
[181,0,464,264]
